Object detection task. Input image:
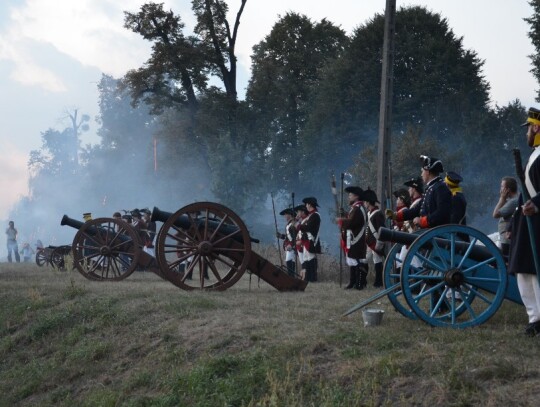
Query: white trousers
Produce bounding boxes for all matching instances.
[517,273,540,323]
[366,247,384,264]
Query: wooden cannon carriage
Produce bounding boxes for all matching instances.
[61,202,307,292]
[344,224,524,328]
[35,245,71,271]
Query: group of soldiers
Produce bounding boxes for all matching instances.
[275,155,467,290]
[276,106,540,337]
[277,197,321,282]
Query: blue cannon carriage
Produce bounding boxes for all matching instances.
[344,224,524,328]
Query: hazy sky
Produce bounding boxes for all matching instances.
[0,0,537,221]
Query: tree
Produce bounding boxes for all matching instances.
[246,12,347,193]
[525,0,540,101]
[301,6,491,192]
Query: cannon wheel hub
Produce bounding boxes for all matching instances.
[197,241,213,255]
[444,268,465,288]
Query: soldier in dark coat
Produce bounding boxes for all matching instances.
[390,155,452,229]
[296,197,321,282]
[363,189,386,288]
[444,171,467,226]
[337,186,368,289]
[508,106,540,337]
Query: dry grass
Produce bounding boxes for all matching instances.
[1,259,539,406]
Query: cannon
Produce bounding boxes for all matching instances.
[61,202,307,292]
[60,215,159,281]
[35,245,72,271]
[344,224,523,328]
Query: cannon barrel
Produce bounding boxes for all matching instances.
[61,215,84,230]
[151,207,260,244]
[60,215,132,244]
[378,227,496,262]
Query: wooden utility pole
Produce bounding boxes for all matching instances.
[376,0,396,212]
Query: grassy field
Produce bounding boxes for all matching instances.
[1,258,539,407]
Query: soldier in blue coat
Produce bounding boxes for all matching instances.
[508,107,540,337]
[390,155,452,229]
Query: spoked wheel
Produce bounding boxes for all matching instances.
[155,202,252,291]
[400,225,507,328]
[72,218,141,281]
[50,247,67,271]
[35,249,48,267]
[383,243,417,320]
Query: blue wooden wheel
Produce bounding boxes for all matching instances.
[383,243,417,320]
[400,225,507,328]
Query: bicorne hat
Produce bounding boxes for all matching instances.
[362,188,379,204]
[404,177,424,194]
[393,188,411,206]
[521,107,540,127]
[302,197,319,207]
[420,155,444,174]
[279,208,296,216]
[294,204,308,213]
[344,186,363,198]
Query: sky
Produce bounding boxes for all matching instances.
[0,0,538,224]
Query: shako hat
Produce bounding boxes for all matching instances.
[344,186,363,198]
[279,208,296,216]
[294,204,308,213]
[362,188,379,204]
[521,107,540,127]
[393,188,411,206]
[445,171,463,185]
[404,177,424,194]
[302,197,319,207]
[420,155,444,174]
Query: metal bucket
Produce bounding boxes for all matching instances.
[362,308,384,327]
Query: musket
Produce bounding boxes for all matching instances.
[386,160,394,228]
[271,193,284,268]
[513,148,540,283]
[331,172,340,216]
[339,173,345,287]
[331,172,343,286]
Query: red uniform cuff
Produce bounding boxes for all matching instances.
[419,216,428,228]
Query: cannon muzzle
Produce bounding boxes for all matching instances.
[61,214,84,230]
[151,207,260,244]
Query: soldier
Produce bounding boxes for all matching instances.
[444,171,467,226]
[294,204,309,280]
[388,155,452,229]
[297,197,321,282]
[508,107,540,337]
[363,189,386,288]
[276,208,297,276]
[392,188,410,231]
[337,186,368,290]
[141,208,156,257]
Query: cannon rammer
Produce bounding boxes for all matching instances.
[61,202,307,291]
[344,224,523,328]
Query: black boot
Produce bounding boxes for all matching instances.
[345,266,357,289]
[356,265,367,290]
[373,262,383,288]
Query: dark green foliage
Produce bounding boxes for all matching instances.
[526,0,540,102]
[246,12,348,194]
